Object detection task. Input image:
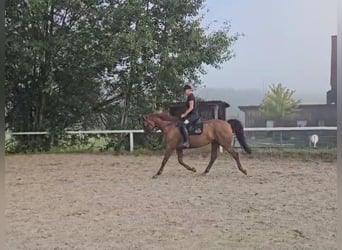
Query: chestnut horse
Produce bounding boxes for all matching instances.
[142,112,251,178]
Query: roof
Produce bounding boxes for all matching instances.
[170,100,230,108]
[238,105,260,111]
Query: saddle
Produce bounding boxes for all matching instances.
[187,118,203,135]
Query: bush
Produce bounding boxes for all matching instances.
[50,133,97,152]
[5,133,18,153]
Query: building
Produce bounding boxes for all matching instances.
[239,104,336,128]
[239,35,337,128]
[169,100,230,121]
[327,35,337,104]
[238,103,336,147]
[238,35,337,147]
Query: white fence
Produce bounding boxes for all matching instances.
[7,130,145,152]
[7,126,337,152]
[243,127,337,131]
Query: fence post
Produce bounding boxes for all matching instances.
[129,132,134,152]
[214,105,223,153]
[280,131,283,145]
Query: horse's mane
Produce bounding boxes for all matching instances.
[151,112,179,122]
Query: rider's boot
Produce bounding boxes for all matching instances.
[179,124,190,148]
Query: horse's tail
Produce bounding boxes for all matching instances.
[227,119,252,154]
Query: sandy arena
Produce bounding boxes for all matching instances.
[5,153,336,250]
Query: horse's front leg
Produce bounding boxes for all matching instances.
[202,142,219,175]
[176,148,196,173]
[152,149,172,179]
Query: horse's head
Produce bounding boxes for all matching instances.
[141,112,178,133]
[141,115,159,133]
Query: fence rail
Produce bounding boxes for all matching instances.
[7,130,145,152]
[6,126,337,152]
[243,127,337,131]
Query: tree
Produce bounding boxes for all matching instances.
[5,0,239,151]
[100,0,239,129]
[260,83,300,119]
[5,0,109,132]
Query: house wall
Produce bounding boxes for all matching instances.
[243,109,264,127]
[295,105,337,126]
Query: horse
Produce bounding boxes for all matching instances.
[141,112,251,178]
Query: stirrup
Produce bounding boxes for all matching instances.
[182,142,190,148]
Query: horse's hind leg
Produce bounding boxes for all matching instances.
[176,148,196,173]
[153,149,172,178]
[224,145,247,175]
[202,142,219,175]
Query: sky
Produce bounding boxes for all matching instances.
[199,0,338,93]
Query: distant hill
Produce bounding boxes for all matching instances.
[195,87,327,123]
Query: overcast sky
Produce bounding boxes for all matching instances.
[199,0,337,93]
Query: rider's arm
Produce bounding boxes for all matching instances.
[182,100,194,117]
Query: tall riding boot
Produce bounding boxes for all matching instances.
[180,124,190,148]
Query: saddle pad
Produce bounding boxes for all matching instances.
[188,122,203,135]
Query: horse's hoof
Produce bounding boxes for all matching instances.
[201,172,208,176]
[191,168,197,172]
[242,170,248,175]
[152,174,159,179]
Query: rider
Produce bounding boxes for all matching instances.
[179,84,200,148]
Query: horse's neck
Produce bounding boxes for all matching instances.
[153,117,174,131]
[153,117,167,127]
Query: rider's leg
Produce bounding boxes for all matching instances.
[179,121,190,148]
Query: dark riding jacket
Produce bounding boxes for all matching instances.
[184,93,200,124]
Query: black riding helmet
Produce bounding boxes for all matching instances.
[184,85,192,90]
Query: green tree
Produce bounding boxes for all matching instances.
[5,0,240,151]
[101,0,239,129]
[5,0,112,151]
[260,83,300,119]
[5,0,109,132]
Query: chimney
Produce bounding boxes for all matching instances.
[327,35,337,104]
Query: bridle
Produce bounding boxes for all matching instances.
[142,116,159,133]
